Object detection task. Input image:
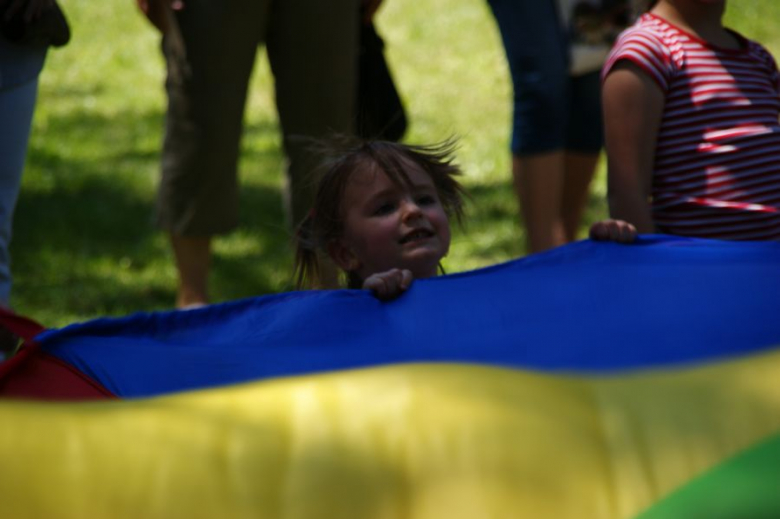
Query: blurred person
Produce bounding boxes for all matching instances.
[0,0,69,307]
[602,0,780,240]
[136,0,382,308]
[487,1,627,253]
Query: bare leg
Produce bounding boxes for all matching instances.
[513,152,567,253]
[561,151,600,242]
[170,234,211,308]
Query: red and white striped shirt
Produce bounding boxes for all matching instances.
[603,13,780,241]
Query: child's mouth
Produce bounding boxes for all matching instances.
[400,229,434,244]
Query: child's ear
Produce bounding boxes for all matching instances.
[327,239,361,272]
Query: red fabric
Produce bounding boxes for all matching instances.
[0,306,45,341]
[0,309,115,400]
[0,346,115,400]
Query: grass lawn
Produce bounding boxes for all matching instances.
[14,0,780,327]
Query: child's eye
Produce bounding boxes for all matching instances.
[416,195,437,206]
[373,202,396,216]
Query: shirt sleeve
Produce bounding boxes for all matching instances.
[602,27,673,91]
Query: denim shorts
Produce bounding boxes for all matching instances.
[487,0,604,155]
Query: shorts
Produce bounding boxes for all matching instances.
[487,0,604,155]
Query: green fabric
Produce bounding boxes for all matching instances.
[633,432,780,519]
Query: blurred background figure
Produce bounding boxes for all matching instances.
[0,0,69,308]
[355,3,407,143]
[136,0,379,308]
[487,0,628,253]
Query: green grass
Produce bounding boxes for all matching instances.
[14,0,780,327]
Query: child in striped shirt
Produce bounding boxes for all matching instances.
[600,0,780,241]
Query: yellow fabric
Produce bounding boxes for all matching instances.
[1,349,779,519]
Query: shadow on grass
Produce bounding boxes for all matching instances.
[211,182,295,300]
[13,107,294,325]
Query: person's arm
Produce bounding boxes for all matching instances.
[135,0,184,33]
[363,268,413,301]
[602,60,665,233]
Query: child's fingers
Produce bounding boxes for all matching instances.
[590,219,637,243]
[363,269,412,301]
[380,272,400,298]
[364,272,396,300]
[362,275,385,295]
[399,269,413,290]
[589,223,606,241]
[620,222,638,242]
[612,221,637,243]
[379,270,403,299]
[609,223,624,241]
[589,222,612,241]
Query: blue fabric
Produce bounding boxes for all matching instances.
[487,0,603,154]
[38,236,780,398]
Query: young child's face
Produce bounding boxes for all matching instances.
[330,162,451,281]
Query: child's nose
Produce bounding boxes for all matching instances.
[401,199,423,222]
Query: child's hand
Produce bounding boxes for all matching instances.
[363,269,413,301]
[589,219,638,243]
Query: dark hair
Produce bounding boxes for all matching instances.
[294,137,467,289]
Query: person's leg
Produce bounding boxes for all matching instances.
[157,0,267,306]
[170,234,210,308]
[0,78,39,307]
[266,0,359,287]
[561,152,599,241]
[488,0,570,253]
[512,153,567,253]
[267,0,359,229]
[562,70,604,241]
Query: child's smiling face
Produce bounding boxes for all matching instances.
[329,162,451,282]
